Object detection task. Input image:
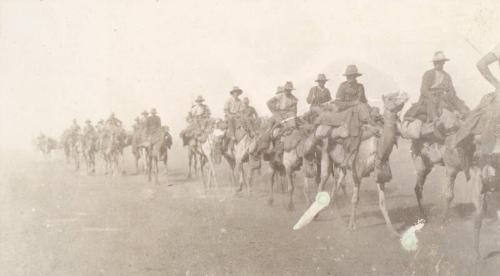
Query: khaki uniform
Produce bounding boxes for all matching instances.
[404,69,469,122]
[146,114,162,135]
[224,97,245,138]
[307,86,332,110]
[336,81,367,103]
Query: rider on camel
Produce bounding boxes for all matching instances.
[106,113,123,128]
[266,82,298,156]
[454,44,500,155]
[306,73,332,122]
[224,86,245,147]
[404,51,469,124]
[146,108,162,136]
[180,95,211,146]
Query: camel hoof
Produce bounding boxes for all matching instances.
[267,198,274,206]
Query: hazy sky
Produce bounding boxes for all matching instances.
[1,0,499,150]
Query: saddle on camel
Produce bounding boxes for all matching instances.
[180,95,211,146]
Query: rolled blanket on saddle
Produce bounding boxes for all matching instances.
[314,100,372,138]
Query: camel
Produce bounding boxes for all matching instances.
[36,136,58,157]
[226,118,268,195]
[81,132,98,174]
[131,130,147,174]
[100,127,127,176]
[142,129,167,184]
[60,129,74,164]
[403,109,472,221]
[198,121,227,193]
[70,134,82,171]
[317,92,409,235]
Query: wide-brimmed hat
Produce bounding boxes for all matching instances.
[432,51,449,62]
[141,110,148,115]
[343,65,362,76]
[150,108,157,114]
[284,81,295,90]
[195,95,205,102]
[230,86,243,95]
[315,73,328,82]
[276,86,285,94]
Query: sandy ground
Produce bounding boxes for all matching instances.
[1,140,500,276]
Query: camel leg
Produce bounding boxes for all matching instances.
[235,162,245,194]
[318,138,331,192]
[268,170,276,206]
[442,166,459,223]
[154,155,159,184]
[348,170,360,230]
[247,166,257,196]
[286,167,295,211]
[377,182,399,236]
[241,164,250,196]
[303,176,314,205]
[200,159,208,194]
[413,154,431,220]
[187,150,193,179]
[331,167,345,198]
[135,154,140,174]
[208,157,218,191]
[147,152,152,182]
[470,166,487,260]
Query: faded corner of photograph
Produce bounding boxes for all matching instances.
[1,0,500,275]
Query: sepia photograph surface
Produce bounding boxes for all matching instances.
[1,0,500,275]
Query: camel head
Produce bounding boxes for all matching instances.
[382,91,409,113]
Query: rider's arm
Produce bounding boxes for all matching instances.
[306,87,314,105]
[252,107,258,118]
[358,84,368,104]
[223,99,231,116]
[324,88,332,103]
[335,83,346,101]
[477,52,500,89]
[420,70,434,99]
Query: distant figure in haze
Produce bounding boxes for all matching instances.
[82,120,96,136]
[146,108,162,135]
[70,119,81,136]
[140,110,149,130]
[106,112,122,128]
